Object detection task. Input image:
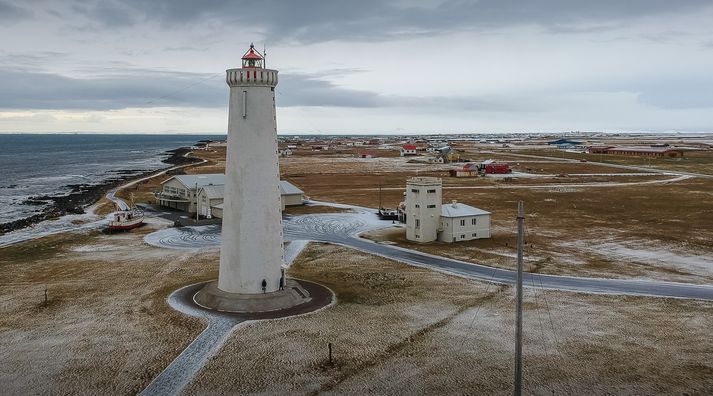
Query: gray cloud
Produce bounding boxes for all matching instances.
[57,0,713,43]
[0,67,544,112]
[0,69,224,110]
[0,1,31,22]
[636,80,713,109]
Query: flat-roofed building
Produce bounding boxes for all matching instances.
[607,147,684,157]
[405,177,442,242]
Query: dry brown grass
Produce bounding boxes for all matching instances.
[184,243,713,395]
[515,148,713,175]
[182,148,713,284]
[283,205,352,215]
[0,228,217,395]
[359,177,713,283]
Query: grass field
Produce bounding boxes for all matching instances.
[185,243,713,395]
[1,141,711,394]
[0,227,214,394]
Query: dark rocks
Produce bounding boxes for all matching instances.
[0,144,203,235]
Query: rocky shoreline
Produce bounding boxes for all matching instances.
[0,146,202,234]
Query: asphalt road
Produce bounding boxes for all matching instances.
[143,208,713,301]
[282,211,713,301]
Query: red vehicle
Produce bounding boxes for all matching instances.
[484,163,512,174]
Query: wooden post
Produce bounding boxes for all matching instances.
[328,342,333,365]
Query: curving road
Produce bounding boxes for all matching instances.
[145,206,713,301]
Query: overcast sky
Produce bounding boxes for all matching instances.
[1,0,713,134]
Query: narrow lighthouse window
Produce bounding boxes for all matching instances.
[242,91,247,118]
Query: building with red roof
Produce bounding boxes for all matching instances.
[400,144,418,156]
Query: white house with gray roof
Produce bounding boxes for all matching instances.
[196,184,225,218]
[403,177,491,243]
[438,200,491,242]
[159,173,305,215]
[158,174,225,212]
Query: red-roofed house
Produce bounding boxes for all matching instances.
[400,144,418,156]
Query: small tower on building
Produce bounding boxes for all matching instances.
[405,177,442,242]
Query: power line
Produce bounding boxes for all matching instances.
[459,266,500,350]
[524,219,573,394]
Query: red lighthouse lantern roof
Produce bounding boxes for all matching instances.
[242,43,263,60]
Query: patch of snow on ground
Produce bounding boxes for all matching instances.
[572,239,713,278]
[71,244,123,253]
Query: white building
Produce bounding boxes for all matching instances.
[438,201,491,242]
[196,184,225,218]
[405,177,442,242]
[192,178,304,218]
[404,177,491,243]
[157,174,225,212]
[400,144,418,156]
[279,180,305,209]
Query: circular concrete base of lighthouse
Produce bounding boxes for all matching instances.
[191,278,333,318]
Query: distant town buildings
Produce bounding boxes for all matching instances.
[450,160,511,177]
[547,139,583,149]
[588,146,685,157]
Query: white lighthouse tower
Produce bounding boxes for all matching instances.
[217,43,283,294]
[191,44,330,314]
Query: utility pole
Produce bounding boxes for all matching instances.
[378,179,383,211]
[514,200,524,396]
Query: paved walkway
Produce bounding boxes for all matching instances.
[139,284,243,396]
[140,241,319,396]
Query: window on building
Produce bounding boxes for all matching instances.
[472,233,477,237]
[427,189,436,193]
[415,219,420,229]
[460,219,466,226]
[427,204,436,208]
[416,234,420,239]
[411,189,419,193]
[472,218,477,225]
[415,204,420,208]
[461,234,465,239]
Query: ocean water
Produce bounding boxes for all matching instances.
[0,134,223,224]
